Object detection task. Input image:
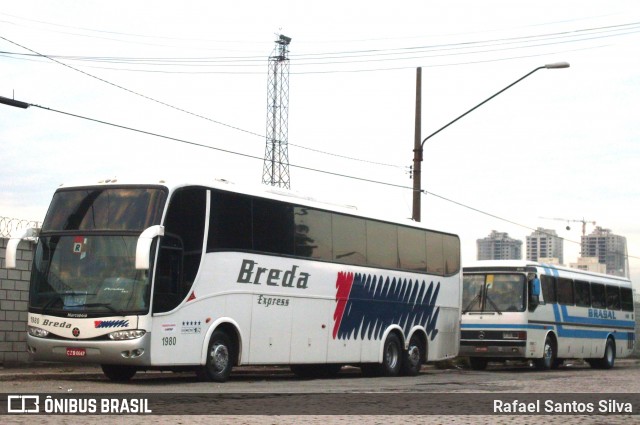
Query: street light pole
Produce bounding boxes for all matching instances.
[411,62,569,222]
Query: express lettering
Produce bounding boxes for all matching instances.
[42,319,72,328]
[237,259,309,289]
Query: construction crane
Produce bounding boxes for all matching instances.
[539,217,596,236]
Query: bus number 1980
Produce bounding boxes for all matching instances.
[162,336,177,346]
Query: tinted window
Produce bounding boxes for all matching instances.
[155,187,206,313]
[621,287,634,312]
[43,187,167,232]
[591,283,606,308]
[332,215,366,265]
[443,235,460,275]
[426,231,444,275]
[208,191,252,251]
[398,227,426,271]
[294,207,332,260]
[253,199,294,255]
[606,285,621,310]
[366,221,398,268]
[574,280,590,307]
[556,278,574,305]
[541,275,556,304]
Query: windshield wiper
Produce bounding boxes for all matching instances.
[462,292,482,314]
[78,303,126,317]
[485,295,503,315]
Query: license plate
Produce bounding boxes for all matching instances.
[66,348,86,357]
[475,347,488,352]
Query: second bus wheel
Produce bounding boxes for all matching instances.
[361,333,403,377]
[197,330,235,382]
[400,334,424,376]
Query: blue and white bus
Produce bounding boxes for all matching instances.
[7,178,462,381]
[461,260,635,370]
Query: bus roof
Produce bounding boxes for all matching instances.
[54,176,458,236]
[463,260,631,285]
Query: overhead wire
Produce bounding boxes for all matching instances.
[17,100,640,263]
[0,35,407,170]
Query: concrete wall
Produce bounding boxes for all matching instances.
[0,235,639,364]
[0,238,33,364]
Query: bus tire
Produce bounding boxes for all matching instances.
[468,357,488,371]
[590,337,616,369]
[197,330,235,382]
[534,335,556,370]
[400,334,423,376]
[101,364,137,382]
[360,333,403,377]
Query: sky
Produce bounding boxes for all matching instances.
[1,1,639,286]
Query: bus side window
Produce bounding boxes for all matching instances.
[574,280,591,307]
[590,283,606,309]
[556,277,574,305]
[540,275,556,304]
[154,187,206,313]
[621,287,634,311]
[605,285,621,310]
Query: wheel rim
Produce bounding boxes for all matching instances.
[407,345,420,368]
[211,343,229,372]
[385,341,399,369]
[543,340,553,367]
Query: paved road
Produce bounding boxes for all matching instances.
[1,360,639,424]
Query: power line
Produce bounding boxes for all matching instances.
[17,99,640,263]
[0,35,405,170]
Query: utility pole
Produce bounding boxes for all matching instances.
[412,67,422,221]
[262,34,292,189]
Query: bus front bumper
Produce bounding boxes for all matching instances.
[26,333,152,366]
[459,341,526,358]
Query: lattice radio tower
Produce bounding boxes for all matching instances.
[262,34,292,189]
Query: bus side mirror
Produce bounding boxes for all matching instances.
[5,227,39,269]
[532,278,541,297]
[529,278,541,311]
[135,225,165,270]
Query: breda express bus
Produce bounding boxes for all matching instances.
[460,260,635,370]
[7,178,462,382]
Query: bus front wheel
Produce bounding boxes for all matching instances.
[534,336,556,370]
[101,364,137,382]
[197,330,235,382]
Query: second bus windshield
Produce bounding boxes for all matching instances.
[463,273,526,313]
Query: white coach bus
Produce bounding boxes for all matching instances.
[7,178,461,382]
[461,260,635,370]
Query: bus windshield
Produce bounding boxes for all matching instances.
[30,186,167,315]
[30,235,150,315]
[463,273,526,313]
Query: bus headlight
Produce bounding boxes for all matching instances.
[108,330,146,340]
[503,331,527,340]
[28,326,50,338]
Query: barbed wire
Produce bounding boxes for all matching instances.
[0,216,41,238]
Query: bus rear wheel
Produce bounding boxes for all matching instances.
[589,337,615,369]
[361,333,402,377]
[101,364,137,382]
[197,330,235,382]
[400,334,423,376]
